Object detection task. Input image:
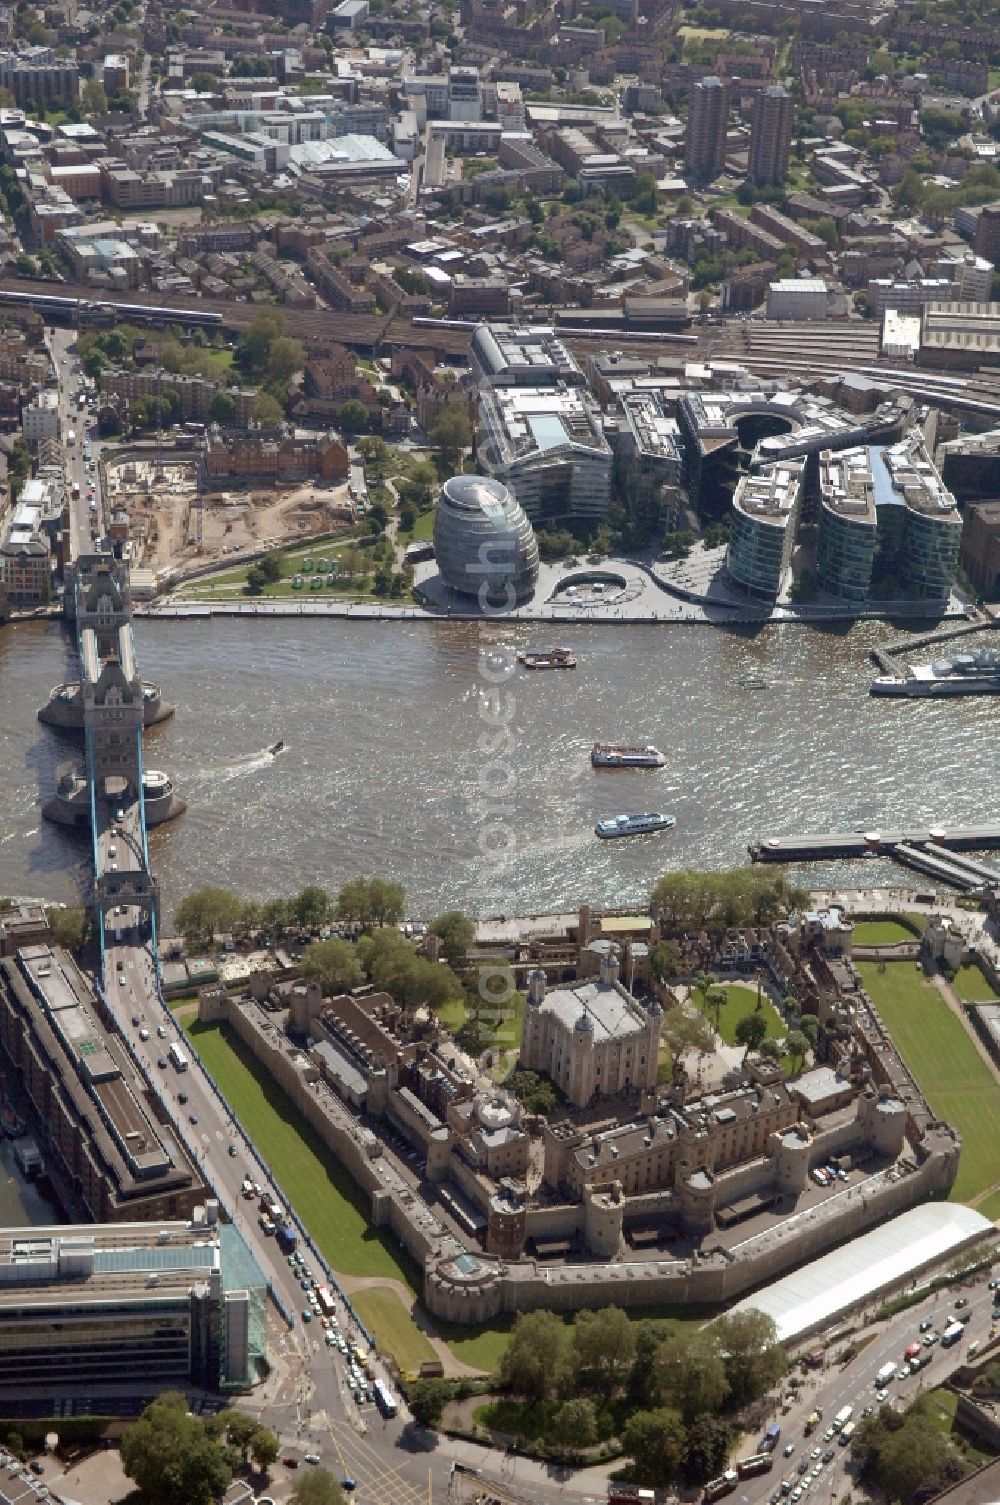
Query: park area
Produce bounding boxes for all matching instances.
[856,961,1000,1206]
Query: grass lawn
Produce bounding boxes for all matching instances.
[433,1301,717,1375]
[852,920,920,945]
[856,962,1000,1203]
[177,528,366,598]
[975,1188,1000,1222]
[954,964,999,1004]
[167,992,200,1011]
[351,1287,436,1374]
[923,1388,998,1467]
[398,506,435,546]
[185,1018,420,1289]
[710,983,785,1047]
[437,991,525,1080]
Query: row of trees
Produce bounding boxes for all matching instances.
[851,1393,974,1504]
[490,1306,785,1485]
[119,1393,281,1505]
[301,925,464,1009]
[174,877,409,946]
[650,867,807,933]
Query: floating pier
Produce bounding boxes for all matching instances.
[749,824,1000,889]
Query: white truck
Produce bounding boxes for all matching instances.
[875,1361,898,1386]
[833,1405,854,1431]
[941,1321,966,1348]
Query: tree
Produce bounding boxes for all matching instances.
[655,1330,729,1423]
[714,1309,785,1407]
[259,552,282,584]
[508,1067,558,1114]
[785,1028,809,1071]
[573,1306,637,1399]
[652,868,806,932]
[798,1013,819,1051]
[621,1407,686,1487]
[660,1006,715,1072]
[268,335,305,384]
[735,1011,768,1062]
[429,404,471,470]
[337,877,405,928]
[407,459,437,506]
[759,1038,782,1063]
[46,905,86,951]
[81,78,108,114]
[679,1413,733,1487]
[290,1469,347,1505]
[210,390,236,424]
[217,1409,258,1460]
[550,1396,597,1454]
[120,1391,233,1505]
[429,909,475,961]
[627,1319,670,1408]
[174,886,243,945]
[497,1310,573,1403]
[239,309,284,374]
[191,71,220,93]
[339,399,369,435]
[261,897,294,936]
[83,347,106,379]
[407,1379,449,1429]
[300,938,364,995]
[254,391,284,427]
[294,884,332,929]
[249,1427,279,1472]
[650,940,681,982]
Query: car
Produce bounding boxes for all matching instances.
[283,1457,299,1468]
[988,1279,999,1290]
[228,1143,237,1157]
[791,1489,803,1503]
[157,1057,166,1069]
[29,1463,43,1476]
[783,1443,795,1457]
[188,1113,198,1125]
[304,1455,321,1465]
[299,1278,310,1291]
[178,1092,188,1104]
[898,1362,911,1378]
[920,1318,934,1331]
[780,1485,792,1498]
[340,1479,357,1491]
[325,1332,336,1347]
[810,1447,822,1460]
[923,1333,937,1347]
[139,1028,149,1042]
[131,1014,140,1026]
[301,1309,312,1323]
[770,1492,782,1504]
[115,808,124,822]
[876,1389,889,1403]
[812,1466,824,1480]
[157,1025,167,1038]
[905,1342,922,1360]
[956,1298,969,1309]
[822,1426,836,1441]
[862,1405,874,1418]
[797,1460,809,1475]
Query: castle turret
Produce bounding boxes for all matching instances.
[584,1179,625,1257]
[600,947,620,987]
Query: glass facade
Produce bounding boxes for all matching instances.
[816,504,877,602]
[220,1223,267,1388]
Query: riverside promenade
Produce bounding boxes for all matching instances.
[140,551,974,628]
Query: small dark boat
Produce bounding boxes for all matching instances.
[269,740,285,755]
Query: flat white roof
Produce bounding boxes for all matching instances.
[731,1203,992,1344]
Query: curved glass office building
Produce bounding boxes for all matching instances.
[433,474,539,603]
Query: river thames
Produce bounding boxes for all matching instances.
[1,614,997,925]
